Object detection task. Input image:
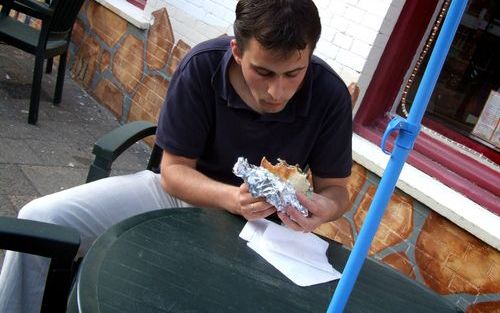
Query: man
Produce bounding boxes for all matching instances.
[0,0,352,312]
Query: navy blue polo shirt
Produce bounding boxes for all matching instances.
[156,36,352,186]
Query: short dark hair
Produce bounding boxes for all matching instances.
[233,0,321,57]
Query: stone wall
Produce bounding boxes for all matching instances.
[70,1,192,146]
[315,164,500,311]
[68,1,499,311]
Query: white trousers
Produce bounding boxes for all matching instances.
[0,170,189,313]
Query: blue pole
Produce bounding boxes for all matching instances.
[326,0,468,312]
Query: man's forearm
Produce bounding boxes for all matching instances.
[160,164,241,214]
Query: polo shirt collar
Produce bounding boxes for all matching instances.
[211,47,312,122]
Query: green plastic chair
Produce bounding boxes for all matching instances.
[0,0,85,124]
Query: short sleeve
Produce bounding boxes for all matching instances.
[308,86,352,178]
[155,58,213,158]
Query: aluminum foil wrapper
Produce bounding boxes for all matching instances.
[233,157,308,217]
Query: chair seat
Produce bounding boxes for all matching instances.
[0,15,68,57]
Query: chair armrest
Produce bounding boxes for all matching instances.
[86,121,157,182]
[10,0,53,19]
[0,216,80,259]
[0,216,80,312]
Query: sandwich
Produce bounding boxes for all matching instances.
[260,157,313,194]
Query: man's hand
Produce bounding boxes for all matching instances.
[277,191,343,232]
[278,176,350,232]
[238,183,276,221]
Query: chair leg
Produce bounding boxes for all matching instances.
[28,54,45,125]
[46,57,53,74]
[54,52,67,105]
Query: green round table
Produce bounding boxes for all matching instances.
[70,207,460,313]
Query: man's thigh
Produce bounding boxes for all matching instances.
[19,170,182,254]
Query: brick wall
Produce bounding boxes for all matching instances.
[70,1,192,146]
[68,1,500,311]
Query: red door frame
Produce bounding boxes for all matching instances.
[353,0,500,213]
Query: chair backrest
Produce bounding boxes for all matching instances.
[47,0,85,40]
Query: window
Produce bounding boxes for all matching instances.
[354,0,499,214]
[400,0,499,161]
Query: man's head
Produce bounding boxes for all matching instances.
[231,0,322,114]
[233,0,321,58]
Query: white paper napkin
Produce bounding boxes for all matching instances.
[239,220,342,286]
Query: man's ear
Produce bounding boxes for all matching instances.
[230,39,242,64]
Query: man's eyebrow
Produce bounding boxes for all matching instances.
[251,65,273,73]
[251,64,306,74]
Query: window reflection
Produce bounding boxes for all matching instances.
[400,0,499,160]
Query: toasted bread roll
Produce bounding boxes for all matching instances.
[260,157,313,193]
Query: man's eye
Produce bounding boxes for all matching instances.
[285,72,299,78]
[256,70,273,77]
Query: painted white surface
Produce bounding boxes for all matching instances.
[95,0,151,29]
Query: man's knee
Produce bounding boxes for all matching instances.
[18,196,65,224]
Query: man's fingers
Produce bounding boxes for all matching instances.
[260,206,277,218]
[284,206,316,232]
[240,182,249,192]
[279,209,316,232]
[277,212,302,231]
[296,191,310,202]
[244,201,275,216]
[296,192,319,213]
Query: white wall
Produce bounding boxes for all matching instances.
[145,0,235,45]
[145,0,406,108]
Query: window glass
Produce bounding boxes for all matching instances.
[399,0,499,163]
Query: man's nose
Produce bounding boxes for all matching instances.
[267,76,285,102]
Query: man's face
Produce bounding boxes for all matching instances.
[231,38,310,114]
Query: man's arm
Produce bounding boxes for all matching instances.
[160,150,275,219]
[277,175,350,232]
[160,150,239,213]
[313,176,351,220]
